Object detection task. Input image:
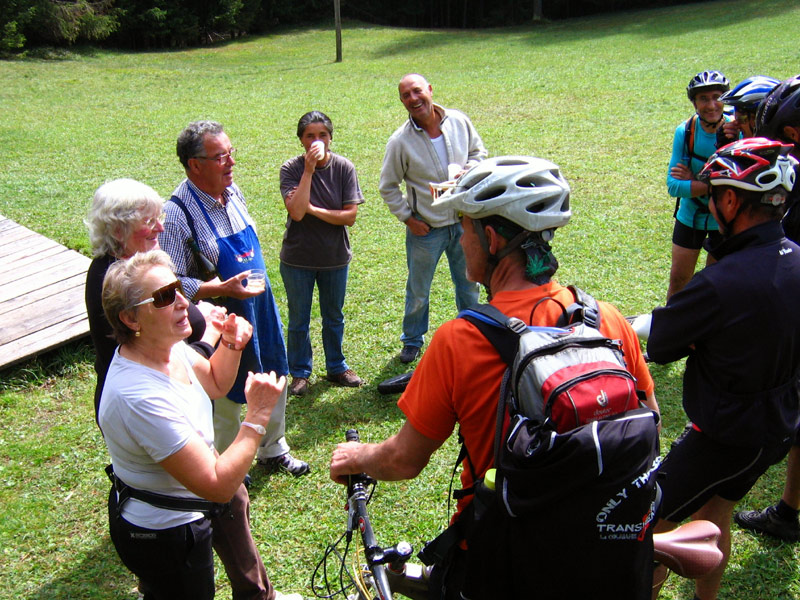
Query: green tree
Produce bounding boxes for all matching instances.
[24,0,119,46]
[0,0,36,51]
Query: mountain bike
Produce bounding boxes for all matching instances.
[312,429,723,600]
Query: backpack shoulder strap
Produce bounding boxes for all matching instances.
[459,304,526,367]
[558,285,602,329]
[683,114,709,164]
[168,195,201,243]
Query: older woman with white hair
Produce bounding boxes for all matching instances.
[87,182,292,599]
[99,250,299,600]
[86,178,224,420]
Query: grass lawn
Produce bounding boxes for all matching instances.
[2,0,800,597]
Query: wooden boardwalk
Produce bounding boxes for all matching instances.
[0,214,91,371]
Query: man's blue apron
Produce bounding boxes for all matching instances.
[191,189,288,404]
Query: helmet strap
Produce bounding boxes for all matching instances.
[474,220,556,298]
[473,218,498,299]
[711,189,744,239]
[696,112,723,128]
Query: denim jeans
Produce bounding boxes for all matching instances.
[401,222,479,348]
[280,262,349,378]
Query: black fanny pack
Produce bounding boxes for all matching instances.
[106,464,229,518]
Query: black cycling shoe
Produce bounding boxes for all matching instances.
[734,505,800,542]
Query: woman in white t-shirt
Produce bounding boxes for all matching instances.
[98,250,286,599]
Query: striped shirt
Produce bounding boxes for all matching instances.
[159,179,256,300]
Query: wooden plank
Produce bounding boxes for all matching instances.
[0,284,87,345]
[0,226,39,248]
[0,272,86,317]
[0,249,88,285]
[0,219,18,234]
[0,253,90,298]
[0,233,62,258]
[1,313,89,370]
[0,214,91,371]
[0,243,71,276]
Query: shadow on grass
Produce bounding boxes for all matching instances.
[24,537,135,600]
[366,0,795,58]
[0,338,95,394]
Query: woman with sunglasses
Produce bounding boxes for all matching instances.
[279,110,365,397]
[86,181,291,599]
[86,178,226,423]
[99,250,298,600]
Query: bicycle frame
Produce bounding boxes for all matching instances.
[314,429,722,600]
[345,473,394,600]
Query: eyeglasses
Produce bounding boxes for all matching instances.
[130,280,185,309]
[194,148,236,165]
[735,110,756,124]
[143,212,166,230]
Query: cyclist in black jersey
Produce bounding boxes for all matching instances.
[650,137,800,600]
[734,75,800,544]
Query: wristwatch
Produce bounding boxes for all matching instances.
[241,421,266,435]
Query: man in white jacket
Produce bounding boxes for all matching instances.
[379,73,487,363]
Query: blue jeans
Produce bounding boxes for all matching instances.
[402,223,479,348]
[280,262,349,378]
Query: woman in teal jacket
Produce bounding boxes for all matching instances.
[665,70,730,300]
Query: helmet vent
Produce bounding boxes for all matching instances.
[474,186,506,202]
[495,158,529,167]
[463,171,491,189]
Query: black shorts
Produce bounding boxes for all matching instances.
[108,487,215,600]
[657,425,791,523]
[672,220,723,250]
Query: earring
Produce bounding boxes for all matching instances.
[134,330,141,338]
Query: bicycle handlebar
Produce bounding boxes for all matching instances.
[343,429,401,600]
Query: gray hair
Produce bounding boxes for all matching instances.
[177,120,224,170]
[86,178,163,258]
[102,249,174,345]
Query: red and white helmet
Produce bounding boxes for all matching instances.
[699,137,796,200]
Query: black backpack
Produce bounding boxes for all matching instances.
[456,287,660,599]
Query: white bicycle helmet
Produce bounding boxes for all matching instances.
[431,156,571,237]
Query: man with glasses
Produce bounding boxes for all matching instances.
[160,120,309,478]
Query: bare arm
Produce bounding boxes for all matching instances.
[284,148,321,221]
[330,420,444,484]
[191,313,252,399]
[643,390,662,433]
[307,202,359,227]
[160,371,285,502]
[193,271,263,301]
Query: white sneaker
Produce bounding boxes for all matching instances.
[275,592,304,600]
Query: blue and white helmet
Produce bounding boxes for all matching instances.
[687,70,730,100]
[431,156,571,237]
[719,76,781,112]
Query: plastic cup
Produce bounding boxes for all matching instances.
[246,269,266,292]
[311,140,325,160]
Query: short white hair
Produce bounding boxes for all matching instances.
[86,178,163,258]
